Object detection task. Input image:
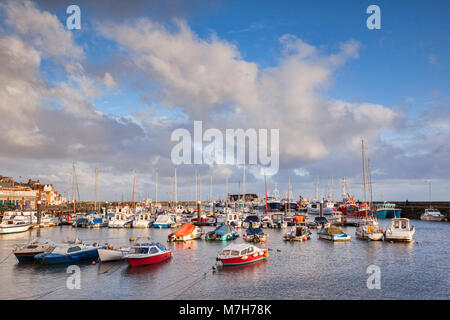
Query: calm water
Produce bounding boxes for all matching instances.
[0,219,449,300]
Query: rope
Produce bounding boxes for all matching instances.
[0,250,13,265]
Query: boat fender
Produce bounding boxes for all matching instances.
[264,252,269,258]
[129,237,135,242]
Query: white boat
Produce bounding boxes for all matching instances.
[384,218,415,242]
[108,212,134,228]
[13,239,54,262]
[153,214,177,228]
[132,212,153,228]
[420,208,447,222]
[355,219,384,241]
[270,213,287,228]
[0,219,31,234]
[98,246,130,262]
[225,212,242,228]
[307,201,335,215]
[318,227,350,241]
[283,225,311,241]
[260,215,273,228]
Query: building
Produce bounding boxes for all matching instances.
[0,175,66,209]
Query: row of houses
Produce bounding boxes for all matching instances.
[0,175,66,210]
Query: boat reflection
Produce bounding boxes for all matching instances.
[124,258,172,275]
[218,258,268,275]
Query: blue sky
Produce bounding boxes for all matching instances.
[1,0,450,201]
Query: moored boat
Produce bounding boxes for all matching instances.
[355,219,384,241]
[126,242,172,267]
[217,243,268,266]
[384,218,415,242]
[168,223,203,242]
[375,203,401,219]
[420,208,447,222]
[243,227,268,242]
[13,239,54,262]
[318,227,350,241]
[205,224,239,241]
[98,246,130,262]
[0,219,31,235]
[35,240,104,264]
[153,214,177,228]
[283,225,311,241]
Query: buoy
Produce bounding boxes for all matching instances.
[91,261,96,265]
[108,244,114,249]
[212,265,217,270]
[390,240,394,244]
[129,237,135,242]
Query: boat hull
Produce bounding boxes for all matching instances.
[35,248,101,264]
[127,251,172,267]
[220,250,268,266]
[420,215,447,222]
[98,248,127,262]
[0,225,31,234]
[318,233,350,241]
[376,209,401,219]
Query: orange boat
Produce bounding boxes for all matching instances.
[168,223,203,242]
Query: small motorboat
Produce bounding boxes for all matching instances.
[168,223,203,242]
[308,216,330,229]
[153,214,177,228]
[260,215,273,228]
[243,227,268,242]
[270,213,287,228]
[98,245,130,262]
[384,218,415,242]
[355,219,384,241]
[0,219,31,235]
[318,227,350,241]
[35,239,104,264]
[132,212,154,228]
[13,239,54,262]
[108,212,134,228]
[217,243,268,266]
[225,212,242,228]
[205,224,239,241]
[283,225,311,242]
[420,208,447,222]
[126,241,172,267]
[242,215,261,229]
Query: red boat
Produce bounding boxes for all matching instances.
[126,242,172,267]
[217,243,268,266]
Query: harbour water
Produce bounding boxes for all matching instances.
[0,219,449,300]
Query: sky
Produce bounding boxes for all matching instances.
[0,0,449,202]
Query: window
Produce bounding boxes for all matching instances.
[149,247,158,254]
[394,221,399,228]
[247,247,253,253]
[222,250,230,256]
[401,221,407,229]
[240,249,248,255]
[67,246,81,253]
[231,250,240,256]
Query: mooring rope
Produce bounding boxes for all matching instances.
[0,250,13,265]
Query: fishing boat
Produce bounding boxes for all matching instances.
[0,219,31,235]
[98,246,130,262]
[375,203,401,219]
[217,243,268,266]
[384,218,415,242]
[260,215,273,228]
[13,239,54,262]
[318,227,350,241]
[206,224,239,241]
[126,241,172,267]
[306,201,335,215]
[355,219,384,241]
[225,212,242,228]
[420,208,447,222]
[108,212,134,228]
[270,213,287,228]
[35,240,104,264]
[242,215,261,229]
[308,216,330,229]
[132,212,154,228]
[283,225,311,242]
[168,224,203,242]
[243,227,268,242]
[59,215,73,225]
[153,214,177,228]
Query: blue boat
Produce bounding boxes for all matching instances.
[153,214,177,228]
[375,203,401,219]
[206,225,239,241]
[35,242,104,264]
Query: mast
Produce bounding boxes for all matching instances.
[209,174,213,204]
[226,175,229,205]
[315,179,319,201]
[72,161,76,213]
[361,139,367,216]
[426,180,431,208]
[288,176,291,213]
[242,163,246,208]
[94,168,98,212]
[368,159,373,213]
[155,170,158,204]
[131,170,136,211]
[264,170,268,214]
[174,167,177,206]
